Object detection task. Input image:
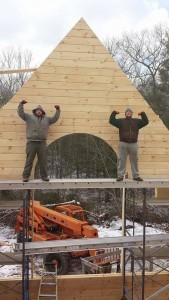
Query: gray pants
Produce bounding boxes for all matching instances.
[117,142,139,179]
[23,141,48,179]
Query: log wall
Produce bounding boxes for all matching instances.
[0,18,169,179]
[0,272,168,300]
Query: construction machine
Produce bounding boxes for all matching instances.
[15,200,117,275]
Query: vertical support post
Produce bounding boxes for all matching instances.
[55,265,58,300]
[132,190,135,237]
[22,189,30,300]
[122,187,126,237]
[131,190,135,300]
[31,190,34,279]
[142,188,147,300]
[122,187,126,299]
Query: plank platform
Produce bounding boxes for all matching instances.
[1,178,169,190]
[14,234,169,255]
[0,246,168,265]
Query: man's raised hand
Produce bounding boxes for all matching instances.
[21,100,27,105]
[54,105,60,110]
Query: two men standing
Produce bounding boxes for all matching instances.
[18,100,60,182]
[18,100,148,182]
[109,108,149,181]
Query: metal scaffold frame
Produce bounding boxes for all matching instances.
[22,190,30,300]
[0,178,169,300]
[121,187,169,300]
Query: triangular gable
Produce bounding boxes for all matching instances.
[0,18,168,179]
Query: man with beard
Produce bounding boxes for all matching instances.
[109,108,149,181]
[18,100,60,182]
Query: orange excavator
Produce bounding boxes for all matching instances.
[15,200,109,275]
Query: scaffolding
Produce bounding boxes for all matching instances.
[122,187,169,300]
[0,178,169,300]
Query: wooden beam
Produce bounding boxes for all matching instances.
[0,68,37,75]
[0,273,168,300]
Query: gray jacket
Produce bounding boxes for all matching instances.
[18,103,60,141]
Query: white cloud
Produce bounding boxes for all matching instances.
[0,0,169,65]
[137,7,169,30]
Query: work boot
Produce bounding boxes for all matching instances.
[23,178,29,182]
[116,177,123,181]
[42,177,50,181]
[133,177,143,181]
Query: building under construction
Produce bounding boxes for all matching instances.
[0,18,168,300]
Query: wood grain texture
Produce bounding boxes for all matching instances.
[0,18,169,179]
[0,272,168,300]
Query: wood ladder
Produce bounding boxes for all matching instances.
[37,267,57,300]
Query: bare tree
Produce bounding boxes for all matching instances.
[0,46,34,106]
[104,24,169,117]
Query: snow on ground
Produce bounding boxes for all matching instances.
[0,218,168,277]
[0,226,21,278]
[95,218,167,237]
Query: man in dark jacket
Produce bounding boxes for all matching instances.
[109,108,149,181]
[18,100,61,182]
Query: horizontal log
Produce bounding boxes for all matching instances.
[139,141,169,148]
[32,73,129,84]
[139,154,169,161]
[61,36,105,46]
[0,167,23,175]
[17,88,114,98]
[139,148,169,154]
[42,57,118,69]
[49,51,115,62]
[0,272,168,300]
[0,147,25,154]
[51,43,109,54]
[138,162,169,168]
[0,161,25,168]
[136,168,169,175]
[23,80,134,92]
[2,92,146,105]
[0,154,26,160]
[0,118,166,133]
[0,155,169,167]
[1,131,169,148]
[37,65,124,76]
[0,110,162,126]
[5,102,150,113]
[1,122,168,139]
[66,28,97,38]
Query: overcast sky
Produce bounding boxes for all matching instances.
[1,0,169,66]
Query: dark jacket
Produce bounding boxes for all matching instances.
[18,103,60,141]
[109,111,149,143]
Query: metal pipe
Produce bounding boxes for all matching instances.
[22,189,30,300]
[122,185,126,299]
[131,189,136,300]
[142,188,147,300]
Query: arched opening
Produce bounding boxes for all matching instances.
[35,133,117,179]
[34,134,119,219]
